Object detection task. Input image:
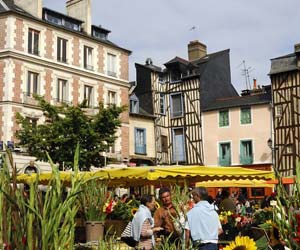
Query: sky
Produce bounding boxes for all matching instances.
[43,0,300,93]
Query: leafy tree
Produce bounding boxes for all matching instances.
[16,95,126,171]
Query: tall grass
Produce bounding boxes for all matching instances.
[0,144,86,249]
[273,162,300,249]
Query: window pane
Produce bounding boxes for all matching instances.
[241,107,251,124]
[171,94,182,117]
[219,110,229,127]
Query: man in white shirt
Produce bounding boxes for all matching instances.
[185,187,223,250]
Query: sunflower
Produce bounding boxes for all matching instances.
[131,207,138,216]
[223,236,257,250]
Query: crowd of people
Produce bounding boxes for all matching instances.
[130,187,222,250]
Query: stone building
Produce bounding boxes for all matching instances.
[0,0,131,172]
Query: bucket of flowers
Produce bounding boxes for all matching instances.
[105,198,140,237]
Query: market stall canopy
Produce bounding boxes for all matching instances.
[265,177,299,185]
[16,165,274,187]
[196,179,274,188]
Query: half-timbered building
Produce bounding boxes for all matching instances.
[133,41,238,165]
[269,44,300,176]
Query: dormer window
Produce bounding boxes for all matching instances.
[170,70,181,83]
[130,94,139,113]
[43,9,81,32]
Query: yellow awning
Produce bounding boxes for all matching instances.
[196,179,274,188]
[16,165,274,187]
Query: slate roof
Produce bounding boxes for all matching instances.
[270,52,299,75]
[203,86,271,112]
[135,62,162,73]
[0,0,131,54]
[130,107,155,119]
[164,56,190,66]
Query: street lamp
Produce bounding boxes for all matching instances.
[267,138,273,149]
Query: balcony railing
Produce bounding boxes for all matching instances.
[107,70,117,77]
[135,144,146,155]
[84,64,94,71]
[240,154,253,165]
[218,156,231,166]
[52,98,71,106]
[23,92,39,105]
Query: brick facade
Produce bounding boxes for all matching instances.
[12,59,22,103]
[121,126,129,159]
[120,86,129,123]
[45,28,53,59]
[14,18,24,51]
[97,44,104,74]
[44,69,53,102]
[0,18,6,49]
[73,37,80,67]
[0,60,4,101]
[120,52,129,80]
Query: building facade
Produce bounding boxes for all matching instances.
[202,84,272,168]
[0,0,131,171]
[270,44,300,177]
[133,41,238,165]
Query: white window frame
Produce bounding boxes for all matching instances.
[84,45,94,70]
[83,85,94,108]
[27,71,39,96]
[57,37,68,63]
[107,53,117,77]
[28,28,40,55]
[108,90,117,105]
[56,78,68,103]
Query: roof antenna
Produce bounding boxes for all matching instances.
[237,60,254,90]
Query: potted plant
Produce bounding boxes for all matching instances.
[105,198,140,237]
[79,179,109,242]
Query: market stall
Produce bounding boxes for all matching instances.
[16,165,274,187]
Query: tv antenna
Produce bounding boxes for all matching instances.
[237,60,254,90]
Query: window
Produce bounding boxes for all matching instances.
[57,37,67,63]
[130,95,139,113]
[172,128,185,162]
[135,128,146,154]
[107,53,117,77]
[170,71,181,83]
[26,117,38,128]
[219,110,229,127]
[240,140,253,164]
[84,85,93,108]
[108,91,117,105]
[28,28,39,55]
[93,30,108,40]
[161,135,168,153]
[160,93,166,114]
[219,142,231,166]
[84,46,93,70]
[27,71,39,96]
[170,93,183,118]
[241,107,251,124]
[56,79,68,103]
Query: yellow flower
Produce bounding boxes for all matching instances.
[227,211,233,216]
[223,236,257,250]
[131,207,138,216]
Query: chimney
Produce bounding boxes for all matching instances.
[253,78,257,89]
[295,43,300,53]
[188,40,207,61]
[14,0,43,18]
[66,0,91,35]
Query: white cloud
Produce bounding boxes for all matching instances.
[44,0,300,93]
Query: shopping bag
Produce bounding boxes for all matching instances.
[120,221,138,247]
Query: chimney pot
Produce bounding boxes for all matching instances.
[295,43,300,53]
[253,78,257,89]
[66,0,91,35]
[188,40,207,61]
